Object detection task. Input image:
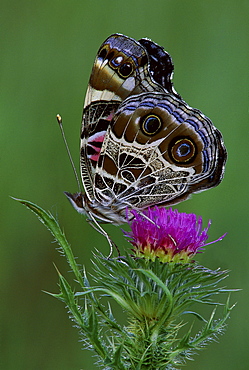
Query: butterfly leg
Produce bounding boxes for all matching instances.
[86,213,120,258]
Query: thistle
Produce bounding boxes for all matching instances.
[124,207,225,263]
[15,199,236,370]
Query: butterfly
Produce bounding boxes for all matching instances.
[65,33,227,225]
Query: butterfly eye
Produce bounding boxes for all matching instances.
[141,114,162,136]
[170,138,196,163]
[118,62,133,78]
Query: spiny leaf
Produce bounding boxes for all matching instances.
[13,198,84,286]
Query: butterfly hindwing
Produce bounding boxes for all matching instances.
[94,91,225,211]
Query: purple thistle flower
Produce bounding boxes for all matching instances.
[124,207,225,263]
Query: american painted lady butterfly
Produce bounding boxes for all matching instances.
[65,34,226,225]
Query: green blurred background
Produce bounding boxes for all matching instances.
[1,0,248,368]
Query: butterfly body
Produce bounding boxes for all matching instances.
[66,34,226,224]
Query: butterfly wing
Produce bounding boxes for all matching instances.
[93,92,226,218]
[66,34,226,224]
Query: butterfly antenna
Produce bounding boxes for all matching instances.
[56,114,82,193]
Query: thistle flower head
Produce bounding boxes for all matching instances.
[125,207,225,263]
